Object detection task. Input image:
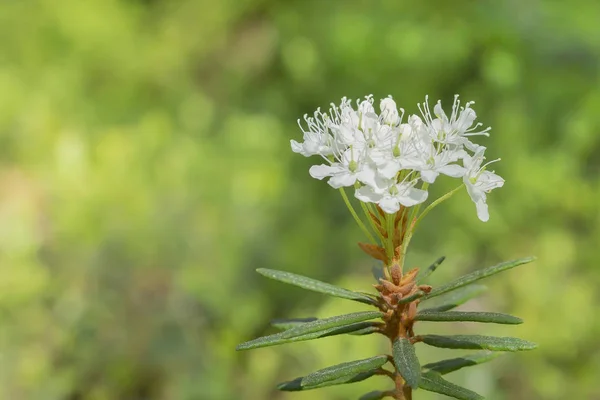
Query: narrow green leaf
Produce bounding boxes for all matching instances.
[420,371,483,400]
[417,256,446,282]
[420,285,487,312]
[397,291,424,305]
[236,311,383,350]
[271,318,317,330]
[421,335,538,352]
[393,338,421,388]
[416,311,522,324]
[271,319,381,335]
[302,355,389,387]
[348,324,382,336]
[422,257,535,301]
[423,351,502,375]
[359,390,393,400]
[278,371,376,391]
[257,268,377,305]
[279,311,383,338]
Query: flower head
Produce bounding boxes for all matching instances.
[292,94,503,222]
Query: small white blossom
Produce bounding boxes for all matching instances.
[462,148,504,222]
[419,95,490,152]
[355,179,428,214]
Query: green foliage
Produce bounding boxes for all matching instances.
[278,371,377,391]
[301,356,389,387]
[419,371,484,400]
[416,256,446,282]
[237,311,383,350]
[416,311,523,324]
[421,335,538,352]
[257,268,377,304]
[419,285,488,312]
[422,257,535,300]
[358,391,391,400]
[393,338,421,389]
[422,352,502,375]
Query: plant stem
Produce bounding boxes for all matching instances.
[385,212,394,264]
[414,183,464,231]
[400,184,463,264]
[339,188,377,244]
[360,197,385,244]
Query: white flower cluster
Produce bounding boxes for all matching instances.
[291,95,504,221]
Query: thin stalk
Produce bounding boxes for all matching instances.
[359,197,385,245]
[414,184,464,231]
[385,212,395,265]
[401,184,464,262]
[339,188,377,244]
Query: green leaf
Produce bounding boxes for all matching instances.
[359,390,392,400]
[420,285,487,312]
[423,351,502,375]
[417,256,446,282]
[302,355,389,387]
[271,318,318,330]
[422,257,535,301]
[278,371,376,391]
[416,311,522,324]
[236,311,383,350]
[397,291,425,305]
[271,318,381,335]
[348,324,382,336]
[420,371,484,400]
[420,335,538,351]
[393,338,421,388]
[257,268,377,305]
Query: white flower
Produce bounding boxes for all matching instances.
[462,148,504,222]
[418,95,490,152]
[355,179,428,214]
[309,147,371,188]
[292,108,335,157]
[380,96,401,126]
[401,142,467,184]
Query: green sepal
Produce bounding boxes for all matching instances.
[422,351,502,375]
[420,371,484,400]
[277,371,376,391]
[416,311,522,324]
[420,285,487,312]
[422,257,535,301]
[392,338,421,389]
[236,311,383,350]
[301,355,389,387]
[420,334,537,351]
[257,268,377,305]
[417,256,446,283]
[359,390,392,400]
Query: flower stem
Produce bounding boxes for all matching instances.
[385,212,394,264]
[339,188,378,244]
[414,183,464,230]
[400,184,464,262]
[358,191,385,245]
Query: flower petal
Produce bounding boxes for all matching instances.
[328,173,357,188]
[438,164,466,178]
[355,186,383,203]
[309,164,338,180]
[379,196,400,214]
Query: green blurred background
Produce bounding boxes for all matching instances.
[1,0,599,399]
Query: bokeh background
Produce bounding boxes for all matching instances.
[1,0,599,399]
